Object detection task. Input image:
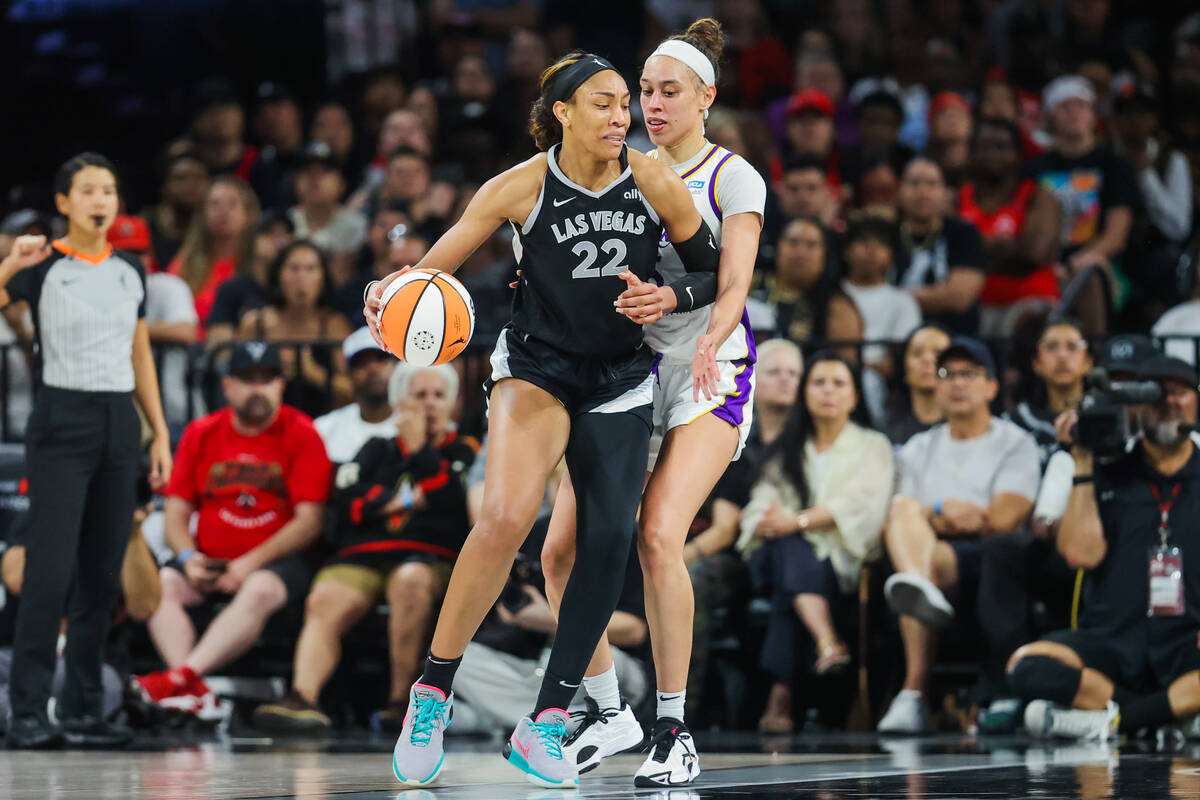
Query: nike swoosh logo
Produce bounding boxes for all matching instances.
[514,736,533,758]
[553,197,574,207]
[685,287,694,306]
[61,278,81,286]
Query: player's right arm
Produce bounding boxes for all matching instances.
[364,157,546,350]
[0,235,52,308]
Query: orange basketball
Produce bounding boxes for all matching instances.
[378,269,476,366]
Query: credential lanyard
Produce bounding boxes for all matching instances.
[1150,482,1182,549]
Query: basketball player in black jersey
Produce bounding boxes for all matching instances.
[364,53,721,788]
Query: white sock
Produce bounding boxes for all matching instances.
[582,667,621,711]
[657,690,686,722]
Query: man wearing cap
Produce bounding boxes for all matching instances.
[1007,352,1200,741]
[1027,75,1139,330]
[131,341,331,718]
[878,337,1041,733]
[289,141,367,278]
[783,89,841,191]
[314,327,400,462]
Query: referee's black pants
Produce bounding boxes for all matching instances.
[10,388,139,722]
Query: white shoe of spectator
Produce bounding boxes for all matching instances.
[1024,700,1120,741]
[884,573,954,629]
[876,690,933,735]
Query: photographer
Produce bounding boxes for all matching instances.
[1007,355,1200,740]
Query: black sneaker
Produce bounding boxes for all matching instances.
[61,715,134,748]
[6,715,64,750]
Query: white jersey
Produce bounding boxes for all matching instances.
[642,143,766,363]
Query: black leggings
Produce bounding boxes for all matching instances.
[537,410,650,712]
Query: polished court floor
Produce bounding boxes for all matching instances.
[3,730,1200,799]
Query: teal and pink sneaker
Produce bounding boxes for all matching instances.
[504,708,580,789]
[392,684,452,786]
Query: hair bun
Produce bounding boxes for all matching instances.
[678,18,724,66]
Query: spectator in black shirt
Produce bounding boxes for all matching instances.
[253,364,478,733]
[882,324,951,446]
[249,83,306,212]
[207,210,294,345]
[1008,355,1200,741]
[842,88,915,194]
[1027,75,1139,334]
[895,157,986,335]
[745,218,862,353]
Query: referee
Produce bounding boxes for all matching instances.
[0,153,172,748]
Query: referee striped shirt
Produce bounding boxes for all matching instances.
[5,240,146,392]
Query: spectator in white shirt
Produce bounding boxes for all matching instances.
[840,216,922,377]
[313,327,399,463]
[289,142,367,285]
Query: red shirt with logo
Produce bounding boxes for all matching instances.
[166,406,332,559]
[957,179,1060,307]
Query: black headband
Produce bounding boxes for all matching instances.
[547,54,619,104]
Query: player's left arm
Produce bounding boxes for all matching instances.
[618,151,720,323]
[692,161,765,398]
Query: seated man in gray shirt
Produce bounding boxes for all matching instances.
[876,337,1041,734]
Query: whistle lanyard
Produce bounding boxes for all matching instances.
[1150,483,1182,549]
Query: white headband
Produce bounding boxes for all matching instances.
[648,39,715,87]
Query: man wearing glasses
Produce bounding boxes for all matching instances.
[876,336,1041,733]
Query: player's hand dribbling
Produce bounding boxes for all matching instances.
[363,267,415,351]
[614,271,676,325]
[692,333,721,402]
[2,235,51,273]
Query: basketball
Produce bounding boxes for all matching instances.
[378,268,476,366]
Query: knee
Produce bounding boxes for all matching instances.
[541,535,574,593]
[238,571,288,613]
[305,584,358,626]
[158,568,191,604]
[888,495,922,527]
[1006,651,1082,703]
[637,519,682,578]
[387,563,439,607]
[473,506,535,556]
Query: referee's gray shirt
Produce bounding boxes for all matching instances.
[5,241,146,392]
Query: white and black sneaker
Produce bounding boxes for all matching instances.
[563,698,645,774]
[634,717,700,787]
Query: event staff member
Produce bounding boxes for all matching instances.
[0,153,172,749]
[1007,354,1200,740]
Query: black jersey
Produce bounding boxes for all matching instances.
[509,145,664,357]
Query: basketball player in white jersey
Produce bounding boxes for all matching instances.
[540,18,766,787]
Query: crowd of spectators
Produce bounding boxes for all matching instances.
[2,0,1200,741]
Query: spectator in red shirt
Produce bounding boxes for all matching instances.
[168,176,260,336]
[132,342,331,719]
[958,117,1062,337]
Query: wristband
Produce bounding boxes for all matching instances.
[667,272,718,313]
[933,499,943,516]
[1072,475,1094,485]
[362,280,380,306]
[177,548,196,566]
